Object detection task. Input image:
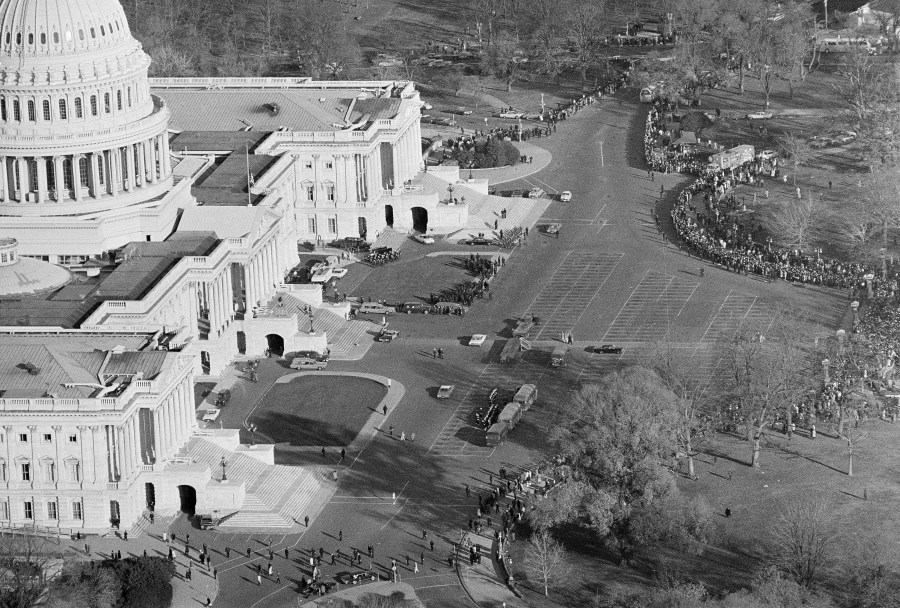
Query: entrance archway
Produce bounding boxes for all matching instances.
[177,485,197,515]
[385,205,394,228]
[358,217,367,239]
[145,482,156,511]
[266,334,284,357]
[411,207,428,233]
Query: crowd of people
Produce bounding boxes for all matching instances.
[644,97,900,426]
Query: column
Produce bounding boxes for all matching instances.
[89,426,99,483]
[215,274,226,333]
[391,142,401,189]
[161,131,171,177]
[187,282,199,336]
[180,380,193,434]
[16,157,27,202]
[110,148,120,196]
[223,266,234,323]
[119,425,131,479]
[52,156,64,201]
[152,410,162,464]
[372,150,383,195]
[146,139,157,184]
[72,155,83,201]
[0,157,7,202]
[136,142,145,186]
[128,416,140,468]
[242,266,253,314]
[35,157,47,204]
[125,144,136,191]
[345,155,356,205]
[167,398,177,453]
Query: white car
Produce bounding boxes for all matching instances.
[413,234,435,244]
[437,385,456,399]
[746,111,773,120]
[559,191,572,202]
[469,334,487,347]
[331,267,348,278]
[202,409,221,423]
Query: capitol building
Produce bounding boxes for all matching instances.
[0,0,473,532]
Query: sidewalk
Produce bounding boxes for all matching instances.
[56,516,218,607]
[456,531,526,608]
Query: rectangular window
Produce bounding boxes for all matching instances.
[59,99,67,120]
[307,217,316,233]
[21,463,30,481]
[24,501,33,520]
[1,98,6,121]
[18,433,27,443]
[72,501,82,520]
[70,462,80,482]
[0,502,8,520]
[45,462,55,482]
[42,433,51,443]
[13,100,20,121]
[328,217,337,233]
[42,100,50,121]
[306,186,314,200]
[325,161,333,169]
[47,501,57,520]
[68,434,77,443]
[326,186,335,201]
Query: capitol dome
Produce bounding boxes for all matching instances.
[0,0,173,217]
[0,237,70,295]
[0,0,133,60]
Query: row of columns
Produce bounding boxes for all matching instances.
[392,125,421,188]
[0,130,171,204]
[149,377,194,466]
[244,238,282,313]
[207,267,234,337]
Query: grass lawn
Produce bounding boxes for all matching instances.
[251,375,387,447]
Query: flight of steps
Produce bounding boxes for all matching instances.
[268,292,372,357]
[176,437,322,529]
[371,228,409,251]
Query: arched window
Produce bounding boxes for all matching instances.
[127,87,132,107]
[15,33,21,45]
[4,32,9,45]
[27,159,37,191]
[46,157,55,190]
[39,33,45,44]
[89,95,97,116]
[97,152,105,184]
[26,100,34,121]
[100,25,105,36]
[116,90,122,111]
[62,158,73,190]
[89,27,95,39]
[121,148,129,182]
[27,33,33,45]
[42,100,50,121]
[78,157,89,187]
[53,32,59,43]
[103,92,110,113]
[78,29,84,41]
[58,98,67,120]
[12,99,20,121]
[74,97,82,118]
[0,98,6,121]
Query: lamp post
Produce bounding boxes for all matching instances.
[447,183,454,204]
[220,456,227,482]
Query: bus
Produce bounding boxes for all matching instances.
[817,36,875,54]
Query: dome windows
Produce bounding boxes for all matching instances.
[100,26,105,37]
[58,99,67,120]
[74,98,82,119]
[15,33,21,45]
[89,28,95,39]
[27,33,32,46]
[39,33,46,45]
[89,95,97,117]
[42,100,50,122]
[12,99,20,121]
[103,92,110,113]
[53,32,59,44]
[65,31,71,43]
[116,90,122,111]
[78,29,84,41]
[0,98,6,121]
[26,100,34,122]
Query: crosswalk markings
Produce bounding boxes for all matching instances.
[602,270,699,342]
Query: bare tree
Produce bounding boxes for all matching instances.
[765,190,821,250]
[0,530,58,608]
[841,424,868,476]
[524,529,570,596]
[148,44,196,77]
[767,497,837,587]
[777,131,812,187]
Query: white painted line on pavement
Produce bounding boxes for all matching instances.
[380,497,410,531]
[249,583,291,607]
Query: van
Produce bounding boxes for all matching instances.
[290,357,326,370]
[486,422,509,446]
[357,302,395,315]
[513,384,537,411]
[401,302,429,314]
[818,37,874,54]
[551,345,569,367]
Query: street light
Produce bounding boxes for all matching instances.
[220,456,227,482]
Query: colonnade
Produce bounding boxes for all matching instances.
[391,122,422,189]
[0,130,171,204]
[243,238,282,313]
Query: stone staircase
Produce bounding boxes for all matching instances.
[372,228,410,251]
[270,291,373,357]
[177,436,322,529]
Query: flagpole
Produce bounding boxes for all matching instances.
[246,143,252,207]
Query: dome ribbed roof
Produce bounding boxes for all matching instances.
[0,238,70,296]
[0,0,133,60]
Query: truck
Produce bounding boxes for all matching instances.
[513,384,537,411]
[513,314,537,337]
[551,345,569,367]
[498,402,523,429]
[486,422,509,446]
[499,338,523,364]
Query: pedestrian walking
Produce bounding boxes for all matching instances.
[247,547,252,558]
[124,531,128,541]
[368,545,374,558]
[400,431,406,441]
[276,573,281,583]
[421,552,425,565]
[406,554,410,566]
[213,568,218,580]
[331,552,336,565]
[339,529,343,542]
[432,348,437,359]
[430,540,434,552]
[257,573,262,586]
[268,549,274,561]
[389,425,394,437]
[186,568,192,581]
[414,561,419,573]
[340,448,346,461]
[383,404,388,415]
[267,562,273,576]
[305,515,309,526]
[465,484,470,497]
[422,529,428,540]
[203,543,207,555]
[699,267,704,277]
[225,547,231,558]
[206,598,212,607]
[284,548,289,559]
[438,348,443,359]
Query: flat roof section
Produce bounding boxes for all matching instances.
[192,153,278,207]
[170,131,269,154]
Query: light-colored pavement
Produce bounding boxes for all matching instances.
[457,531,526,608]
[469,140,553,185]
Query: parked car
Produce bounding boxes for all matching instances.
[469,334,487,347]
[356,302,395,315]
[295,350,329,362]
[595,344,623,354]
[401,302,430,314]
[290,357,327,370]
[337,571,379,584]
[745,111,773,120]
[215,389,231,407]
[202,409,221,423]
[559,191,572,202]
[437,385,455,399]
[413,234,435,244]
[466,237,494,246]
[498,111,524,119]
[526,187,545,198]
[376,329,400,342]
[198,514,215,530]
[331,267,348,278]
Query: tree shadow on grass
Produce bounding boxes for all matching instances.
[253,411,358,447]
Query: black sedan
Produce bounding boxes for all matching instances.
[337,570,379,584]
[595,344,623,354]
[466,237,495,246]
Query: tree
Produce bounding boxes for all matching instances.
[721,313,814,467]
[564,0,609,86]
[288,0,360,80]
[773,0,818,98]
[524,529,570,596]
[766,498,837,587]
[765,190,821,250]
[148,44,196,77]
[0,530,58,608]
[481,31,526,93]
[777,131,811,187]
